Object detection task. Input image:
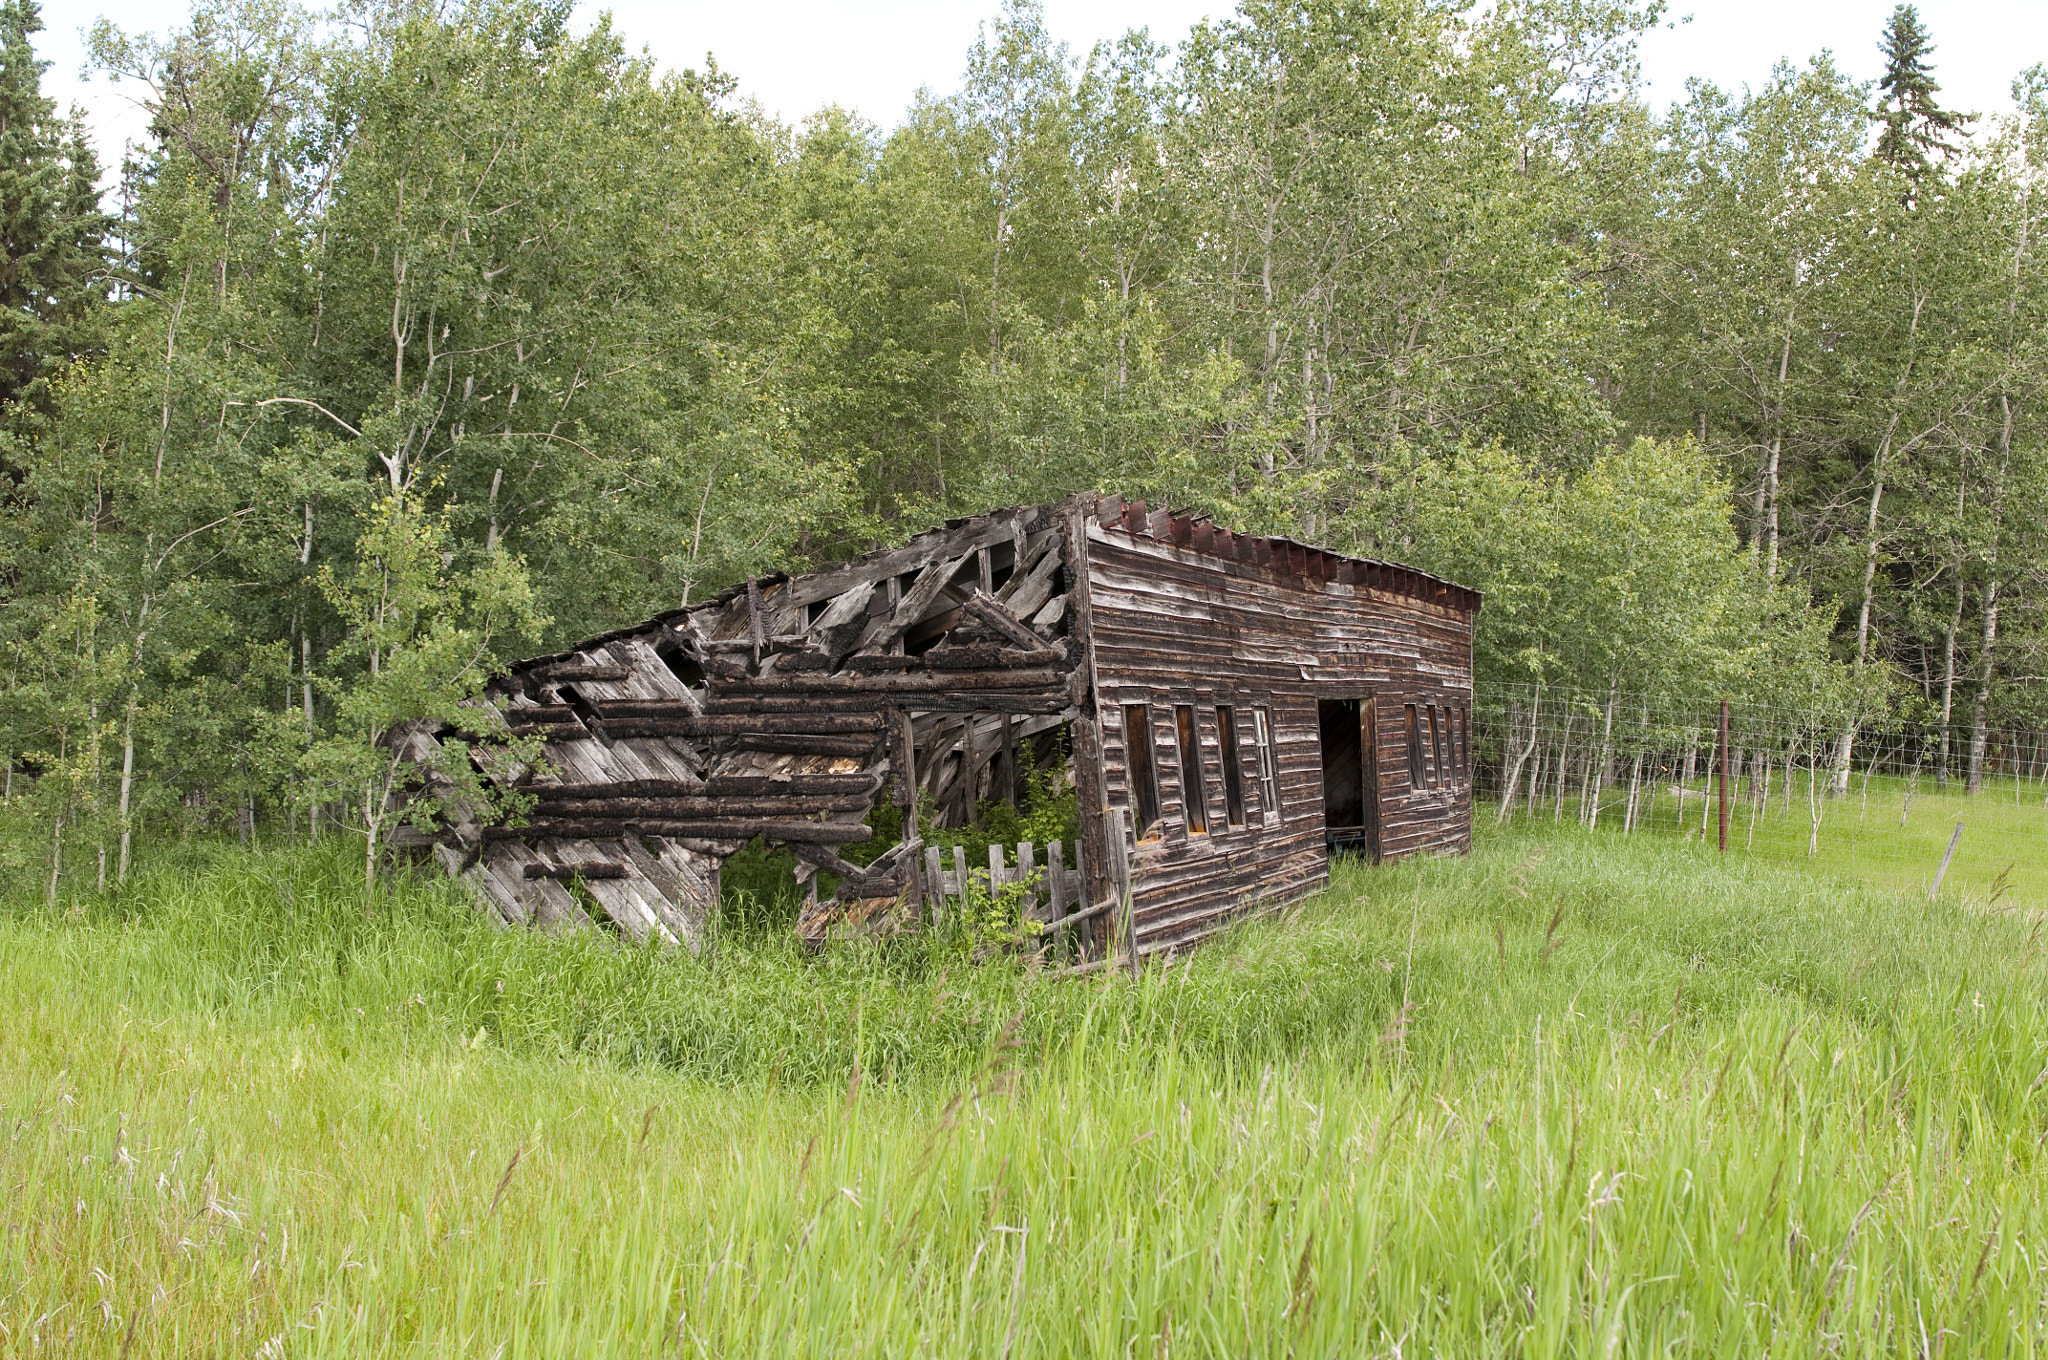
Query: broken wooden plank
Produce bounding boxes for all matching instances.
[854,553,968,654]
[1036,897,1114,935]
[960,590,1049,652]
[788,512,1035,609]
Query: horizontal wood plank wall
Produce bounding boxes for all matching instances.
[1085,522,1475,955]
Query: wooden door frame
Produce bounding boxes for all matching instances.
[1359,691,1383,863]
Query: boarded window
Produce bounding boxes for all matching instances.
[1123,704,1162,839]
[1457,707,1469,779]
[1252,706,1281,825]
[1405,704,1424,789]
[1174,705,1208,835]
[1216,705,1248,828]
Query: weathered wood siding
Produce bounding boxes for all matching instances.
[1081,499,1478,955]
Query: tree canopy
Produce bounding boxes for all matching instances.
[2,0,2044,885]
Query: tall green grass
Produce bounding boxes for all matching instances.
[6,829,2047,1355]
[1500,768,2048,908]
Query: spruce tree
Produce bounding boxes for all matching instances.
[0,0,108,434]
[1871,4,1971,182]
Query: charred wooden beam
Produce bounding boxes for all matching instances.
[704,773,880,797]
[698,695,901,716]
[529,663,630,683]
[731,733,880,756]
[716,668,1063,695]
[791,842,872,881]
[594,712,885,735]
[926,642,1065,670]
[522,862,630,880]
[502,705,582,724]
[489,818,874,844]
[699,655,749,683]
[525,778,708,799]
[700,635,812,654]
[839,653,928,672]
[914,693,1076,715]
[532,795,874,818]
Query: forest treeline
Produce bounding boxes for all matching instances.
[1,0,2043,887]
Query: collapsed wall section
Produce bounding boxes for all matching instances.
[395,499,1096,949]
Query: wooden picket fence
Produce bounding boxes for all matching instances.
[920,837,1112,943]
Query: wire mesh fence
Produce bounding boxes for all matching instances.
[1472,682,2048,909]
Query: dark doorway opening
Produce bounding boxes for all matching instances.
[1317,697,1381,862]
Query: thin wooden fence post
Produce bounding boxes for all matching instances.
[1017,840,1038,923]
[924,845,945,923]
[1047,840,1068,951]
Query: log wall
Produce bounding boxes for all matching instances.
[1079,497,1478,955]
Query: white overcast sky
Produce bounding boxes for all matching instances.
[36,0,2048,183]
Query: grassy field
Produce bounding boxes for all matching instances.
[1501,769,2048,910]
[6,828,2048,1357]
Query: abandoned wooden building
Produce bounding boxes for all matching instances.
[397,492,1480,961]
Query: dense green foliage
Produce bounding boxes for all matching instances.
[11,827,2048,1353]
[0,1,105,436]
[1,0,2045,887]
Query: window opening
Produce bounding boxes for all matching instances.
[1428,706,1445,788]
[1457,707,1469,779]
[1123,704,1162,839]
[1252,707,1281,825]
[1216,706,1248,828]
[1405,704,1424,789]
[1174,705,1209,835]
